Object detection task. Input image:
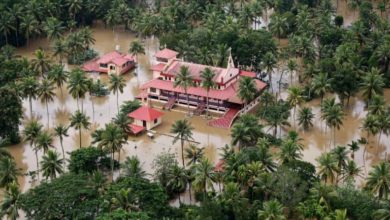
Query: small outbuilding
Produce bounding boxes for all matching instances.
[128,106,164,132]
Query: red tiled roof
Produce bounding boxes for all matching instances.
[111,57,128,66]
[97,51,122,64]
[82,51,135,73]
[128,124,145,134]
[165,60,225,81]
[240,70,256,78]
[123,54,135,61]
[154,48,178,60]
[82,58,108,73]
[151,63,166,72]
[128,106,164,122]
[141,78,267,101]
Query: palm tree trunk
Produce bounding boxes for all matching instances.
[117,92,119,114]
[46,100,50,128]
[377,131,382,155]
[333,127,336,148]
[293,107,296,127]
[77,96,80,110]
[29,96,33,117]
[206,91,209,118]
[91,96,95,121]
[79,128,82,148]
[189,183,192,204]
[181,139,185,168]
[186,91,190,115]
[111,151,114,181]
[178,193,181,204]
[60,139,65,161]
[35,149,39,181]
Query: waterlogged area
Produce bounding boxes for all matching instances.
[7,2,389,194]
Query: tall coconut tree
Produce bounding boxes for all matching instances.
[31,49,51,77]
[0,157,20,189]
[262,52,277,93]
[0,182,21,220]
[257,199,286,220]
[20,14,40,46]
[171,119,194,168]
[192,158,216,199]
[40,150,64,180]
[48,64,68,96]
[67,67,89,111]
[69,110,90,148]
[278,139,303,164]
[66,0,83,21]
[238,76,257,105]
[174,66,195,115]
[317,152,338,185]
[185,145,204,167]
[43,17,65,41]
[52,40,67,64]
[323,99,344,147]
[341,160,362,183]
[109,74,126,114]
[347,140,360,160]
[121,156,146,179]
[365,162,390,199]
[287,86,303,127]
[36,130,54,155]
[200,67,216,118]
[19,76,39,117]
[97,123,127,181]
[38,79,56,127]
[287,59,298,85]
[360,68,385,105]
[128,40,145,63]
[167,165,187,204]
[311,72,331,103]
[298,107,314,131]
[23,120,43,180]
[269,13,287,43]
[0,12,15,45]
[331,146,349,183]
[54,124,69,160]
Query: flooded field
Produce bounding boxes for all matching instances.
[6,1,389,194]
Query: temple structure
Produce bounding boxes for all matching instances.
[82,51,136,75]
[140,48,267,117]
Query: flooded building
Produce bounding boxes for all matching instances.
[128,106,164,134]
[82,51,136,75]
[141,49,267,115]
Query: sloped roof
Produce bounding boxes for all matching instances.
[128,106,164,122]
[128,124,145,134]
[151,63,166,72]
[154,48,178,60]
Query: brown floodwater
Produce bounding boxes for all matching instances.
[5,2,388,198]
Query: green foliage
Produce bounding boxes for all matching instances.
[0,86,22,143]
[20,173,101,219]
[68,147,112,174]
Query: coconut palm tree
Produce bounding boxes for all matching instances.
[110,188,140,212]
[323,99,344,147]
[298,107,314,131]
[129,40,145,62]
[200,67,216,118]
[67,67,89,111]
[287,86,303,126]
[0,182,21,220]
[360,68,385,105]
[19,76,39,117]
[109,74,126,114]
[20,14,40,46]
[79,27,95,50]
[43,17,65,41]
[257,199,286,220]
[174,66,195,114]
[54,124,69,160]
[38,79,55,127]
[0,12,15,45]
[23,120,43,180]
[48,64,68,96]
[40,150,64,180]
[331,146,349,183]
[287,59,298,85]
[278,139,303,164]
[97,123,127,181]
[368,95,386,116]
[347,140,360,160]
[362,114,380,145]
[69,110,90,148]
[317,152,338,185]
[341,160,362,183]
[0,157,20,189]
[311,72,331,103]
[257,144,277,172]
[52,40,67,64]
[269,13,287,43]
[121,156,146,179]
[31,49,51,77]
[171,119,194,167]
[36,130,54,155]
[373,206,390,220]
[334,209,347,220]
[192,158,216,199]
[365,162,390,199]
[185,145,204,167]
[238,76,257,105]
[66,0,83,20]
[167,165,187,204]
[231,114,263,148]
[262,52,277,93]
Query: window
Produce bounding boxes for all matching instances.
[154,118,158,124]
[110,66,115,70]
[100,63,108,68]
[150,88,157,93]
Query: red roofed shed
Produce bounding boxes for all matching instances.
[128,106,164,130]
[154,48,178,62]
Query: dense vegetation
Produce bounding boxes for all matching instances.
[0,0,390,219]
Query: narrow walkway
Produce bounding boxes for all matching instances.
[208,108,239,129]
[163,97,176,110]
